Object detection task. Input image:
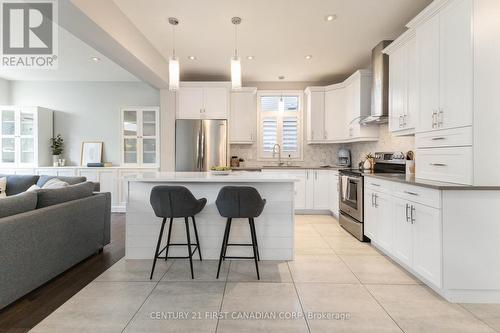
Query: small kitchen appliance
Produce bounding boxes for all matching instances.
[337,148,351,167]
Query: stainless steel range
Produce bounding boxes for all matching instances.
[339,152,406,241]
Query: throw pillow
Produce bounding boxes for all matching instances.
[36,181,94,208]
[27,184,40,192]
[0,177,6,198]
[41,178,69,189]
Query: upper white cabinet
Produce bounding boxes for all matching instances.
[229,87,257,144]
[177,83,229,119]
[121,107,160,167]
[384,31,417,135]
[305,70,378,144]
[415,0,473,132]
[305,87,325,142]
[0,106,53,168]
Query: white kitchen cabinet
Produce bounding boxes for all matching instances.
[385,31,417,135]
[412,202,442,287]
[324,87,347,141]
[121,107,160,167]
[0,106,53,168]
[305,87,325,143]
[177,83,229,119]
[230,88,257,144]
[263,169,337,213]
[373,191,393,252]
[312,170,330,209]
[416,0,472,132]
[328,171,339,216]
[305,70,378,144]
[78,168,118,205]
[392,197,413,266]
[363,188,377,240]
[416,146,473,185]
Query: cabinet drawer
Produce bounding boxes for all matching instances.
[416,147,473,185]
[365,177,395,193]
[416,126,472,148]
[392,182,441,209]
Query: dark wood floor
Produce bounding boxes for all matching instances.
[0,214,126,333]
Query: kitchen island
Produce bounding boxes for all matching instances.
[125,172,297,260]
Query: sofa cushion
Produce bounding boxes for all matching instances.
[0,191,38,218]
[36,175,86,188]
[36,181,94,208]
[0,175,40,196]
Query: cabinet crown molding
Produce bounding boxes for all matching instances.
[382,29,416,54]
[406,0,454,29]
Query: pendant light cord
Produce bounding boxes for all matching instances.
[172,25,176,58]
[234,24,238,58]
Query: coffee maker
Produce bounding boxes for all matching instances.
[337,148,351,167]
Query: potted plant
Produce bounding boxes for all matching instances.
[50,134,64,166]
[363,153,374,170]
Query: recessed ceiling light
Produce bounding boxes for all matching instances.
[278,75,285,80]
[246,56,254,60]
[325,14,337,22]
[305,55,313,60]
[188,56,196,60]
[91,57,101,62]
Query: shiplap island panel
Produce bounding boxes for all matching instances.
[126,172,297,260]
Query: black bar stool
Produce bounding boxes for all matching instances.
[215,186,266,280]
[149,185,206,279]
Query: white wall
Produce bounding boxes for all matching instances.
[0,78,11,104]
[10,81,159,165]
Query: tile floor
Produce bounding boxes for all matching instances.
[30,215,500,333]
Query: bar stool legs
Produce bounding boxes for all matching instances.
[216,217,260,280]
[150,217,202,280]
[191,216,202,261]
[150,218,167,280]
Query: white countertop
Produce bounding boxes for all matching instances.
[127,171,298,183]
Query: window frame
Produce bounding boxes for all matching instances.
[256,90,303,161]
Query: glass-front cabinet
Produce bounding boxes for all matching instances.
[121,107,159,167]
[0,106,53,168]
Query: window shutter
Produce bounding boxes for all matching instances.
[260,96,280,112]
[282,116,298,153]
[262,116,278,152]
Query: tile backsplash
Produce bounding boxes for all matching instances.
[230,124,414,167]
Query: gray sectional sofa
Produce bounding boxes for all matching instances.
[0,174,111,309]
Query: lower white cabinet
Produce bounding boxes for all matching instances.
[364,177,442,289]
[411,202,442,288]
[392,197,413,267]
[263,169,338,214]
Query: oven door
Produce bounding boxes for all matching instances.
[339,174,363,222]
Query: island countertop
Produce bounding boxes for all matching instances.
[127,171,299,183]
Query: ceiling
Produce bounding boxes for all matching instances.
[0,26,139,82]
[113,0,432,83]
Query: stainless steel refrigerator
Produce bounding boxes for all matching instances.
[175,119,228,171]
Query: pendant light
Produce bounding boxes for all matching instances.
[231,17,242,90]
[168,17,180,91]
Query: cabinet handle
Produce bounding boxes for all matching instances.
[371,193,375,207]
[403,114,407,126]
[370,183,381,187]
[432,110,437,128]
[315,171,318,180]
[429,163,447,167]
[306,171,309,180]
[324,131,327,139]
[438,108,444,127]
[374,193,378,208]
[411,205,416,224]
[405,203,410,222]
[404,190,419,196]
[431,137,446,141]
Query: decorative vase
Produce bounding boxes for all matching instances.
[52,155,60,167]
[363,159,372,170]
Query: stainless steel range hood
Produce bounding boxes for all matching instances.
[361,40,392,124]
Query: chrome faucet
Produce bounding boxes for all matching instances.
[272,144,284,166]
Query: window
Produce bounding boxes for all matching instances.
[257,91,303,160]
